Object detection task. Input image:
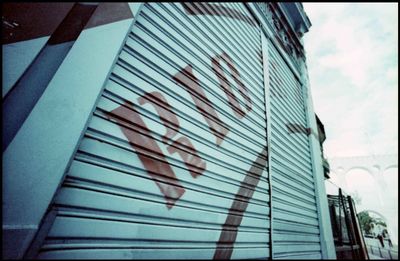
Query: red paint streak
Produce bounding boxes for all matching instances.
[211,52,252,119]
[214,146,268,260]
[173,65,229,146]
[138,91,180,144]
[182,2,257,27]
[139,91,206,179]
[106,101,185,209]
[286,123,311,136]
[168,136,206,179]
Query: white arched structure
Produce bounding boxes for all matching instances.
[327,154,398,245]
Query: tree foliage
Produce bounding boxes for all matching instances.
[358,211,387,235]
[358,211,375,235]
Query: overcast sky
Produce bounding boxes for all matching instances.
[302,3,398,159]
[302,3,398,242]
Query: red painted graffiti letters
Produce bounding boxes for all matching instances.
[106,101,185,209]
[211,52,252,119]
[173,64,229,146]
[108,91,207,209]
[138,91,179,144]
[168,136,206,179]
[139,91,207,178]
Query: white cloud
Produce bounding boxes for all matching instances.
[303,4,398,242]
[303,3,398,158]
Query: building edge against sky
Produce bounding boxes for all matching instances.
[302,2,398,248]
[3,3,336,259]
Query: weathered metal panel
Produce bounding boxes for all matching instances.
[268,37,322,259]
[3,16,135,260]
[36,3,269,259]
[2,3,75,98]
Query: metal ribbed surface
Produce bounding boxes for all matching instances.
[268,39,322,259]
[37,3,269,259]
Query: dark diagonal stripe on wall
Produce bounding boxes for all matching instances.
[213,145,268,260]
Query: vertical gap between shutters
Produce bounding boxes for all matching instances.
[246,2,274,259]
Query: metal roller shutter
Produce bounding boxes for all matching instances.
[36,3,270,259]
[268,39,322,259]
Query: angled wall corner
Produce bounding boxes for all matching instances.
[2,16,135,259]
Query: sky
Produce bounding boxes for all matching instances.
[302,3,398,159]
[302,3,398,243]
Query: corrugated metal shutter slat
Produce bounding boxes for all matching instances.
[38,3,270,259]
[171,4,263,86]
[101,70,264,162]
[268,35,321,259]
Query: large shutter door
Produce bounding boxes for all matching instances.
[36,3,270,259]
[268,39,322,259]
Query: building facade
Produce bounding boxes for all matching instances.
[3,3,336,259]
